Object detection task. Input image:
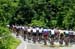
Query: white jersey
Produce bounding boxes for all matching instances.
[65,30,69,34]
[43,29,48,32]
[69,31,74,35]
[27,29,31,32]
[22,26,25,30]
[33,28,36,33]
[22,26,24,29]
[59,30,64,33]
[39,28,43,33]
[51,30,55,35]
[36,27,39,30]
[16,26,19,29]
[48,29,51,31]
[73,31,75,35]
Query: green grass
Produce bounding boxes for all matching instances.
[8,37,21,49]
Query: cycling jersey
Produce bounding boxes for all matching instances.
[36,27,39,30]
[43,29,48,35]
[65,30,69,34]
[39,28,43,33]
[32,28,36,33]
[27,29,31,32]
[69,31,74,35]
[51,30,55,35]
[59,30,64,34]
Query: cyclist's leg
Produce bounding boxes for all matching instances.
[24,31,27,41]
[43,35,47,45]
[32,33,36,43]
[50,35,54,45]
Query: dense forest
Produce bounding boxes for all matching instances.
[0,0,75,29]
[0,0,75,49]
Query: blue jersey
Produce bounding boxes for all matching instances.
[43,29,48,35]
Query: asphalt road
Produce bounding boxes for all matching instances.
[27,43,59,49]
[12,33,75,49]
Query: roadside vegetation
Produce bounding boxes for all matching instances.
[0,26,21,49]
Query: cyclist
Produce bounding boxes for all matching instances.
[38,27,43,43]
[50,29,55,46]
[27,26,32,42]
[32,27,37,43]
[43,28,49,45]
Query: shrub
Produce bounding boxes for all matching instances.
[0,26,20,49]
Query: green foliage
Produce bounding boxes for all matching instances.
[0,0,75,29]
[31,20,45,27]
[0,26,20,49]
[0,0,75,49]
[0,26,10,37]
